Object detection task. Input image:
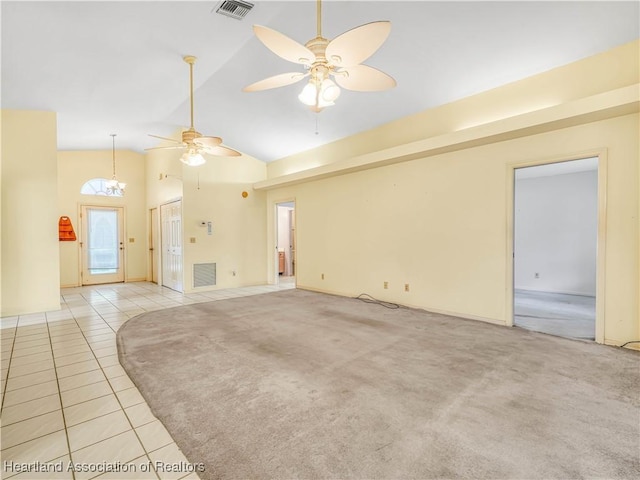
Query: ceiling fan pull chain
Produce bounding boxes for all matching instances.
[315,115,319,135]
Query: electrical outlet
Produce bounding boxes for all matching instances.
[404,283,410,292]
[384,281,389,289]
[321,273,324,280]
[535,272,540,279]
[129,238,135,243]
[190,237,196,243]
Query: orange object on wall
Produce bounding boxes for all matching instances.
[59,216,77,241]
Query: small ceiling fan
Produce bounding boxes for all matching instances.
[147,55,240,166]
[243,0,396,112]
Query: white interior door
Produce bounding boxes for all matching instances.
[161,200,183,292]
[81,206,125,285]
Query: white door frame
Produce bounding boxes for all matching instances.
[149,207,159,284]
[274,199,296,286]
[505,149,607,344]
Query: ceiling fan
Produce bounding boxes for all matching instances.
[243,0,396,112]
[147,55,240,166]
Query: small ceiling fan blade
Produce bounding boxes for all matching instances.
[243,72,307,92]
[334,64,396,92]
[253,25,314,65]
[201,145,242,157]
[144,145,185,151]
[326,21,391,67]
[193,136,223,148]
[148,134,182,144]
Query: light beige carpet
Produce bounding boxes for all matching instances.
[117,289,640,479]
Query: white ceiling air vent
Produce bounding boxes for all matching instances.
[214,0,254,20]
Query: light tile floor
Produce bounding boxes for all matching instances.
[1,281,294,480]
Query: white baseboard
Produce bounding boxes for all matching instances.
[297,285,506,327]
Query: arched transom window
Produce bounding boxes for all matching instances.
[80,178,123,197]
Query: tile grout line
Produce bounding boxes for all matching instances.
[67,293,161,480]
[45,307,77,480]
[0,324,18,414]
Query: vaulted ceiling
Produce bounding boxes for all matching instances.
[2,1,638,162]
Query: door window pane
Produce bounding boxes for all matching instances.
[87,209,119,274]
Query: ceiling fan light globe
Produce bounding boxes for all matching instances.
[298,82,318,106]
[320,78,340,102]
[317,98,335,108]
[180,152,206,167]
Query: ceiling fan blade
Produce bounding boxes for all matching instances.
[243,72,307,92]
[334,65,396,92]
[148,134,182,144]
[201,145,242,157]
[326,21,391,68]
[193,136,222,148]
[144,145,185,151]
[253,25,314,65]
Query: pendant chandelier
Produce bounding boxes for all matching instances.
[106,134,126,195]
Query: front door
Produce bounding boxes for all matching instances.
[81,206,125,285]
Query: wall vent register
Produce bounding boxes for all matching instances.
[194,263,217,287]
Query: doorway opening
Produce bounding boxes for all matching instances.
[81,205,125,285]
[276,201,296,287]
[512,157,599,341]
[160,199,183,292]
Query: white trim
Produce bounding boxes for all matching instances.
[273,198,297,287]
[297,286,506,326]
[506,149,607,343]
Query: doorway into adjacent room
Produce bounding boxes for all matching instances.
[160,199,183,292]
[81,205,125,285]
[276,201,296,287]
[512,157,599,341]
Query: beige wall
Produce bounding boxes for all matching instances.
[58,150,147,287]
[145,143,268,292]
[266,114,638,346]
[1,110,60,316]
[261,41,639,347]
[180,156,268,292]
